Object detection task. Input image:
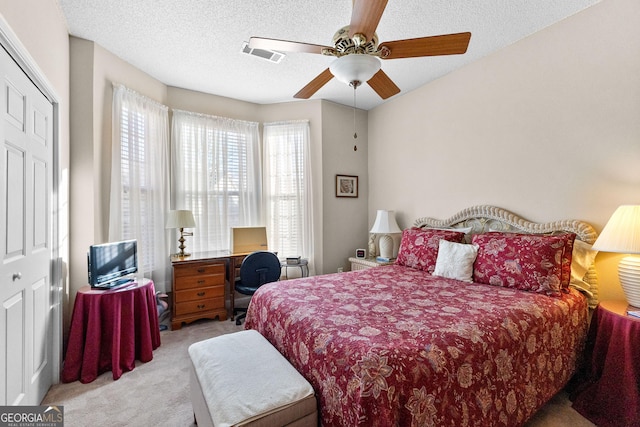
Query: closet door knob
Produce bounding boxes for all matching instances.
[12,272,22,281]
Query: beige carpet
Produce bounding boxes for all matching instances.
[42,319,595,427]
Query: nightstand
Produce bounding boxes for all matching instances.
[348,257,394,271]
[571,300,640,427]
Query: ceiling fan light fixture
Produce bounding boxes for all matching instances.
[329,54,380,86]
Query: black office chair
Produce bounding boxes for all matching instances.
[233,251,281,325]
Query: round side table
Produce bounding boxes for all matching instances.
[571,300,640,427]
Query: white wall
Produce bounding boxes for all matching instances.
[368,0,640,301]
[321,102,369,272]
[168,86,261,122]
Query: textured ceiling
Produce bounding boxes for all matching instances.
[57,0,599,110]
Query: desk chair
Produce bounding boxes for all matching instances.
[234,251,281,325]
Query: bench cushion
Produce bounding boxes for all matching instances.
[188,330,316,426]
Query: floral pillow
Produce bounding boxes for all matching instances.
[396,228,465,273]
[472,233,567,295]
[485,231,576,290]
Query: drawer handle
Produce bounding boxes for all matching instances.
[197,268,206,273]
[197,304,205,310]
[197,280,205,284]
[197,291,205,297]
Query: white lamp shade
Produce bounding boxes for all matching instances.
[329,54,381,85]
[370,210,401,234]
[592,205,640,253]
[166,210,196,229]
[593,205,640,307]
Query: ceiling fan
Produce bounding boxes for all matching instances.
[248,0,471,100]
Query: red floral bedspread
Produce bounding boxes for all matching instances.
[245,264,589,427]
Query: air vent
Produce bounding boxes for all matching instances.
[241,42,285,64]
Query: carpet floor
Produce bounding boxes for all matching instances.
[42,319,595,426]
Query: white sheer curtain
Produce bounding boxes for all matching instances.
[110,84,171,291]
[171,110,261,252]
[263,120,314,273]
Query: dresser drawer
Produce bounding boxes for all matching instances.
[174,262,225,278]
[174,272,225,290]
[175,285,224,302]
[175,297,225,317]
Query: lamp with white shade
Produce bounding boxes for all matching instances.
[369,210,402,259]
[166,210,196,257]
[592,205,640,307]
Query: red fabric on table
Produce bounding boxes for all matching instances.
[61,279,161,383]
[572,301,640,427]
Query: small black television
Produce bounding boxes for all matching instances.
[88,239,138,288]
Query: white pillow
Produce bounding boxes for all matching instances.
[570,240,598,294]
[433,239,478,283]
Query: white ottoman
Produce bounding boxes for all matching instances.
[188,330,317,427]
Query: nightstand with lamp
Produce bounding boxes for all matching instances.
[369,209,402,261]
[571,205,640,427]
[351,210,402,271]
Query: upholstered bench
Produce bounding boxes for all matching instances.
[188,329,318,427]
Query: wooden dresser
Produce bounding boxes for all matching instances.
[171,252,229,330]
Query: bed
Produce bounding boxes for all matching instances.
[245,206,599,426]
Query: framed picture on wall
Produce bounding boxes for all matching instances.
[336,174,358,198]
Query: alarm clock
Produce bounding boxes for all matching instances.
[356,248,366,259]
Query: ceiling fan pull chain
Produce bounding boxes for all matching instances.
[353,84,358,151]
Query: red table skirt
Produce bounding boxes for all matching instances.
[571,301,640,427]
[61,279,161,383]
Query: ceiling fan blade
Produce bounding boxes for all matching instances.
[349,0,388,43]
[294,69,334,99]
[249,37,331,54]
[379,32,471,59]
[367,69,400,99]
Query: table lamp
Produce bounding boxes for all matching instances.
[166,210,196,257]
[592,205,640,307]
[370,210,402,259]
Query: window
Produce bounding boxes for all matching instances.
[110,84,170,290]
[263,121,313,264]
[171,110,261,252]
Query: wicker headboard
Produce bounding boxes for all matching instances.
[414,205,599,307]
